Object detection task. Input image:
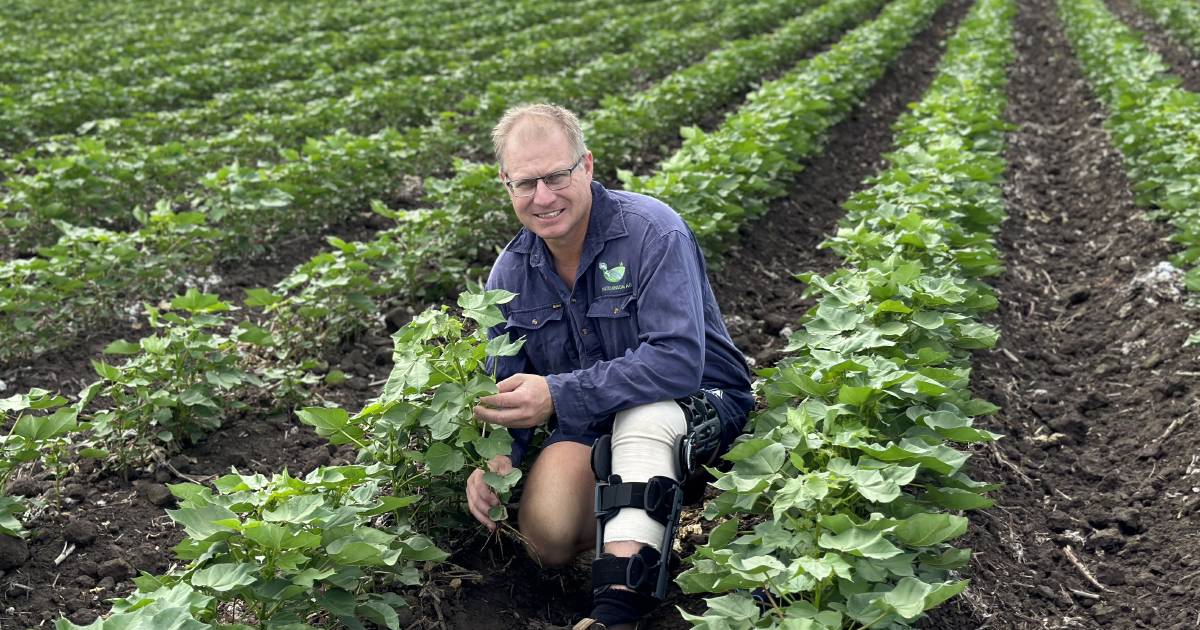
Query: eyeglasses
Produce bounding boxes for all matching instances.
[503,154,585,198]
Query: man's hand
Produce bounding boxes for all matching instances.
[474,373,554,429]
[466,455,514,531]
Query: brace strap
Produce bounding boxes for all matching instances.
[591,547,663,594]
[595,475,678,525]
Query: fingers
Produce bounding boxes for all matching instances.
[466,468,500,531]
[473,403,528,427]
[477,390,521,410]
[489,454,514,474]
[495,374,525,393]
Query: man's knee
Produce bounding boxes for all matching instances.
[611,400,687,453]
[518,441,594,566]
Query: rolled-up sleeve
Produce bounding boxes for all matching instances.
[545,230,705,434]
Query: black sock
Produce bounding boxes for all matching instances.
[590,587,660,626]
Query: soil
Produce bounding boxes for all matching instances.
[921,0,1200,626]
[4,0,1200,627]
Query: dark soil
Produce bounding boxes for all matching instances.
[922,0,1200,626]
[1105,0,1200,92]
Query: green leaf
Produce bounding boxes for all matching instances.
[168,505,238,541]
[243,288,283,308]
[473,428,513,460]
[92,360,122,381]
[457,288,515,328]
[724,439,786,475]
[818,527,902,559]
[924,486,993,510]
[103,339,141,355]
[171,289,228,314]
[263,495,327,524]
[484,333,524,358]
[423,442,465,476]
[483,468,522,495]
[12,407,78,441]
[190,562,257,592]
[894,513,968,546]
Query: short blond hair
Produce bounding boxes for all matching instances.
[492,103,587,173]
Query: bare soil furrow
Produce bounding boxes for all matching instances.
[924,0,1200,627]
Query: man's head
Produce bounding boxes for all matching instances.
[492,104,594,253]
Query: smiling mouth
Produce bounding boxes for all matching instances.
[533,208,564,219]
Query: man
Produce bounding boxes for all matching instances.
[466,103,754,630]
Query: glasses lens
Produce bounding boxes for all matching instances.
[543,170,571,190]
[512,180,538,196]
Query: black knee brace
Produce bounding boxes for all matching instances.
[588,393,723,602]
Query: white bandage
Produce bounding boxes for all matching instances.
[603,400,688,551]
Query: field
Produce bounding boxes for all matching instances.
[1,0,1199,628]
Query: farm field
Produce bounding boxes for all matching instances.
[1,0,1199,628]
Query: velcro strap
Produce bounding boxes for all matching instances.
[592,548,662,593]
[596,476,678,524]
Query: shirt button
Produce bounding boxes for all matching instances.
[612,307,620,314]
[531,318,539,325]
[581,327,589,335]
[571,298,577,304]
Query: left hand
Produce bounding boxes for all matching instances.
[474,373,554,429]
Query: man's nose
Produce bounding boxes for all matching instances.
[532,179,557,205]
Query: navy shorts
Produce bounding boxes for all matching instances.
[541,387,752,455]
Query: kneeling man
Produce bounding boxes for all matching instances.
[467,103,754,630]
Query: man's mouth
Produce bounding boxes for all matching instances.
[533,208,564,220]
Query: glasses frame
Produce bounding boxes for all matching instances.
[503,154,586,198]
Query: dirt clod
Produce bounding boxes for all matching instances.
[62,519,99,546]
[0,536,30,571]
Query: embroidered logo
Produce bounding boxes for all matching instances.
[599,261,626,283]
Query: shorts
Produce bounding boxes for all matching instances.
[541,387,753,456]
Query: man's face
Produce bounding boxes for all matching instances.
[500,121,593,251]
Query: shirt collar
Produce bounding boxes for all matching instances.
[509,181,628,268]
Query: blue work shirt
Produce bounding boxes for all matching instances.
[485,181,753,465]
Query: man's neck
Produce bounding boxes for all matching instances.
[546,237,585,291]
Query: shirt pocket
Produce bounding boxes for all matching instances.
[586,293,639,359]
[506,302,570,373]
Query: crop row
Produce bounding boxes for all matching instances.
[0,0,471,88]
[0,0,640,152]
[1058,0,1200,293]
[1133,0,1200,55]
[0,0,823,364]
[0,0,700,242]
[678,0,1014,624]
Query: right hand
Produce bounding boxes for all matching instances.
[466,454,514,532]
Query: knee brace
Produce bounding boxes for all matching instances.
[588,393,724,601]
